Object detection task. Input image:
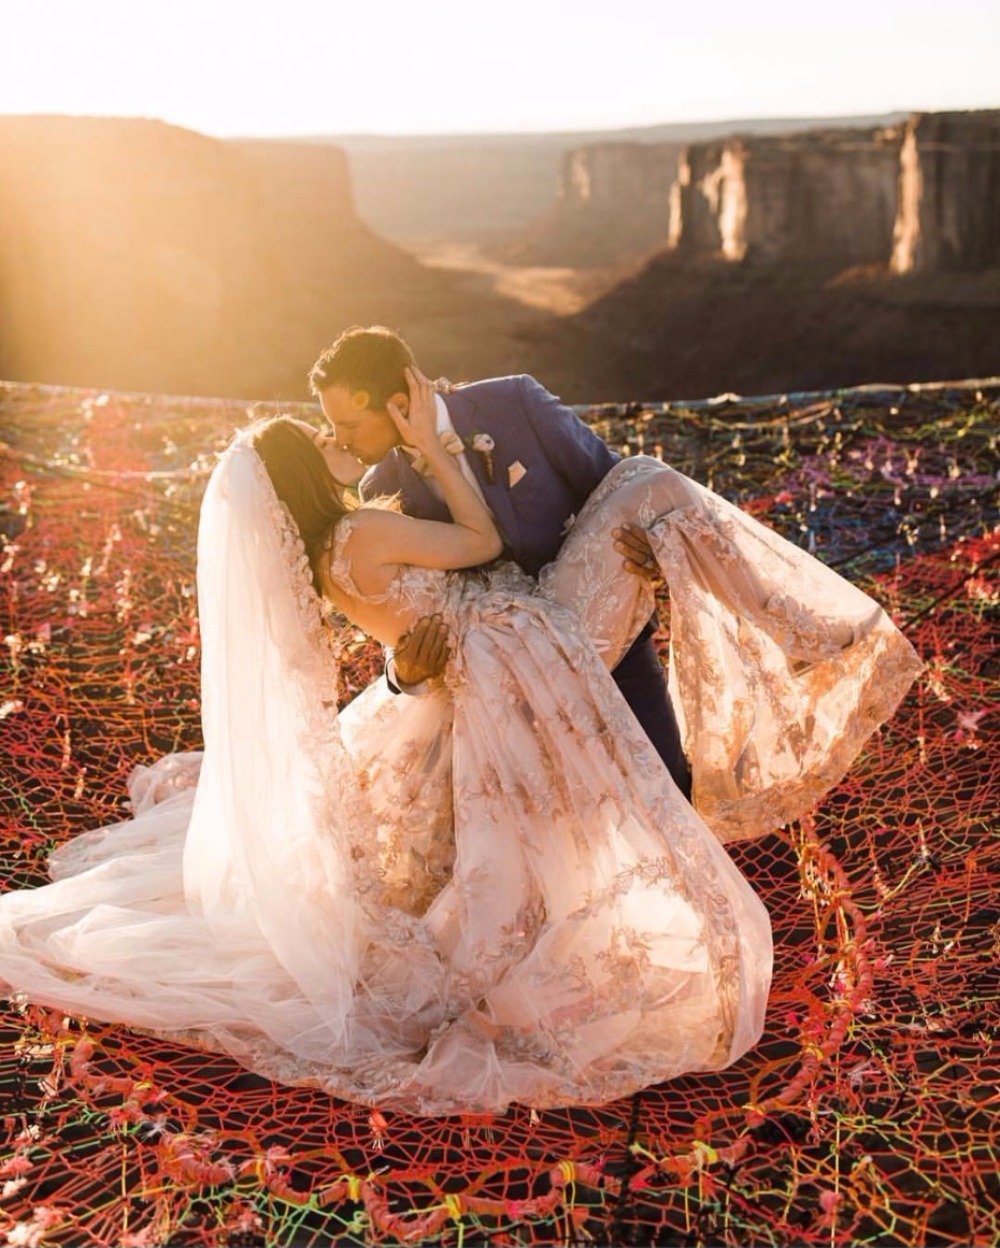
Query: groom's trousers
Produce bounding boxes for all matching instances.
[612,622,693,802]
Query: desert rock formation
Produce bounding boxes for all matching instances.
[0,117,541,399]
[891,111,1000,274]
[666,110,1000,277]
[668,127,903,269]
[513,117,1000,400]
[499,141,681,268]
[1,112,997,406]
[0,117,273,397]
[336,115,906,251]
[510,109,999,279]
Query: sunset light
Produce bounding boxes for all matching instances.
[2,0,999,138]
[2,0,999,1244]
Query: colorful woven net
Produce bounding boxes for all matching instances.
[1,377,997,1247]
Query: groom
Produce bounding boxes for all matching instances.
[309,325,692,800]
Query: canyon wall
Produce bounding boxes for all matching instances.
[0,117,273,396]
[526,110,1000,400]
[2,112,996,404]
[0,118,537,398]
[498,140,680,268]
[891,111,1000,273]
[666,110,1000,275]
[668,127,903,268]
[337,114,906,248]
[501,117,940,274]
[0,118,382,396]
[514,109,1000,277]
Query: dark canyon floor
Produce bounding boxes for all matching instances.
[417,244,1000,404]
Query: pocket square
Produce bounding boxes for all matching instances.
[508,460,527,487]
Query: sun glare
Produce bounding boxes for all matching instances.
[1,0,998,138]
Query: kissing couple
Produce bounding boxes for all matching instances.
[0,326,921,1115]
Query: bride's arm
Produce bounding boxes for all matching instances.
[349,369,503,575]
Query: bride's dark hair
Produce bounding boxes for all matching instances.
[251,416,356,592]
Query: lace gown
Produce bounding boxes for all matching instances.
[0,458,921,1114]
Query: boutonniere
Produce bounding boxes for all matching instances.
[468,432,496,483]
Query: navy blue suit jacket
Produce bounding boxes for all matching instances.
[360,375,692,797]
[361,375,617,577]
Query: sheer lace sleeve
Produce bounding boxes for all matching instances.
[542,457,922,841]
[538,465,658,668]
[322,515,368,601]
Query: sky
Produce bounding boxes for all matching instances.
[1,0,998,138]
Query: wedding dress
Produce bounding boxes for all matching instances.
[0,446,921,1114]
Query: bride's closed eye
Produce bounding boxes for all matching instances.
[313,430,365,488]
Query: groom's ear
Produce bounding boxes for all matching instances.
[387,389,409,417]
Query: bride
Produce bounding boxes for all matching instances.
[0,372,921,1115]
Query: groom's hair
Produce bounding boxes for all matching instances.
[309,325,417,409]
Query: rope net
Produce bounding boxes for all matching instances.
[1,378,997,1247]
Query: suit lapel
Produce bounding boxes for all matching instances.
[444,391,521,554]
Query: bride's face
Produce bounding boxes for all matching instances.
[318,385,402,465]
[287,420,365,487]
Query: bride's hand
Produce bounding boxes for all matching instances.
[387,368,438,454]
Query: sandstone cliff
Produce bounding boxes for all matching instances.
[0,117,273,396]
[892,110,1000,273]
[2,113,997,406]
[0,117,542,399]
[668,127,903,269]
[337,115,906,249]
[499,141,681,268]
[665,110,1000,277]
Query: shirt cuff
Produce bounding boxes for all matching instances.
[385,655,434,698]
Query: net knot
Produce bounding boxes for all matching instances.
[557,1160,576,1185]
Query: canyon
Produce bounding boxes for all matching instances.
[0,110,996,405]
[518,109,1000,400]
[0,116,544,400]
[510,110,1000,277]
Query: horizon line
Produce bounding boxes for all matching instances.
[10,104,1000,144]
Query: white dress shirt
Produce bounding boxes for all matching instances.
[402,394,488,507]
[388,394,489,695]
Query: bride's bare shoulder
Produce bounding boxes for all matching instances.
[338,506,407,561]
[317,508,397,599]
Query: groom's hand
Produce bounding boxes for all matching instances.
[394,614,452,687]
[613,524,660,581]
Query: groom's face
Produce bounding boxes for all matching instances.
[319,385,402,465]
